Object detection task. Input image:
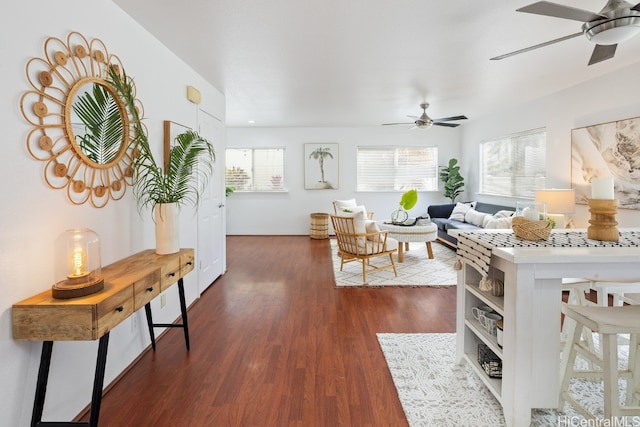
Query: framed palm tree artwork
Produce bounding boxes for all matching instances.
[305,143,338,189]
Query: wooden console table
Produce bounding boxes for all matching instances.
[13,248,195,427]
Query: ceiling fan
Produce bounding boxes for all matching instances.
[491,0,640,65]
[382,103,468,129]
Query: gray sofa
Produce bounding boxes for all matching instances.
[427,201,515,247]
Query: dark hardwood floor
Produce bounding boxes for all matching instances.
[80,235,457,426]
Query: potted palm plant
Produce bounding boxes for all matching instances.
[108,67,215,254]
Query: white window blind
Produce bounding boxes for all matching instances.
[225,148,285,192]
[357,146,438,192]
[480,128,546,198]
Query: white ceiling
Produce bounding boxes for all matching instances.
[114,0,640,128]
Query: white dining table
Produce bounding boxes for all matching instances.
[455,230,640,427]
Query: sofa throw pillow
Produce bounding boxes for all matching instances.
[485,216,513,229]
[448,202,475,222]
[464,208,491,227]
[494,210,515,219]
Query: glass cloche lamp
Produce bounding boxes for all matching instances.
[52,228,104,299]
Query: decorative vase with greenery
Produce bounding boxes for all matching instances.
[391,189,418,224]
[440,158,465,203]
[108,67,216,254]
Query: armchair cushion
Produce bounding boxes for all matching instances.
[365,220,380,234]
[336,205,368,235]
[333,199,357,212]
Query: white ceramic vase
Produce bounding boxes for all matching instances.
[155,202,180,255]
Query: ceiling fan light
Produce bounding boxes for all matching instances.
[584,16,640,44]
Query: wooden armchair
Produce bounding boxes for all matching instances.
[330,214,398,283]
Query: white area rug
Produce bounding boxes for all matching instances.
[331,239,457,287]
[377,333,635,427]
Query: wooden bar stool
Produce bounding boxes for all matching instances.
[558,303,640,421]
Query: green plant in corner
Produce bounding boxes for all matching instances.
[440,158,465,203]
[107,67,215,212]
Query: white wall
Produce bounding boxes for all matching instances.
[227,60,640,235]
[460,61,640,229]
[0,1,224,425]
[225,126,461,235]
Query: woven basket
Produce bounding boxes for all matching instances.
[511,216,551,241]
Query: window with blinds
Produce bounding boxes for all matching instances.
[356,146,438,192]
[225,148,286,192]
[480,128,546,198]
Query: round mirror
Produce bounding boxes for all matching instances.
[20,32,142,208]
[66,78,128,167]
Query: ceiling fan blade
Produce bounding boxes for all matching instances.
[433,122,461,128]
[517,1,606,22]
[382,122,414,126]
[406,115,419,119]
[490,32,582,60]
[434,115,468,122]
[588,43,617,65]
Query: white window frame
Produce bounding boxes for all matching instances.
[479,128,546,198]
[356,146,439,192]
[225,147,286,192]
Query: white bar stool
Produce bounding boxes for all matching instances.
[561,278,596,359]
[558,303,640,421]
[589,279,640,307]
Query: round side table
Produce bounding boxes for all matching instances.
[377,221,438,262]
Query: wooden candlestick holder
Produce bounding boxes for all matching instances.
[587,198,619,242]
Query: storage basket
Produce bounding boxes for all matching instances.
[310,213,329,239]
[478,344,502,378]
[511,216,551,241]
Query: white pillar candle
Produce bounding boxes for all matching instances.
[591,177,614,199]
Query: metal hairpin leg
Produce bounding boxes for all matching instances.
[144,278,190,351]
[31,332,110,427]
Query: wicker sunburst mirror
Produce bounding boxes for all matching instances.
[20,31,143,208]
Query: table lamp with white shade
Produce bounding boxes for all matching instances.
[534,189,575,228]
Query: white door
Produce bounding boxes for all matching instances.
[197,109,225,294]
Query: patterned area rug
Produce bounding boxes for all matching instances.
[377,333,634,427]
[331,239,457,287]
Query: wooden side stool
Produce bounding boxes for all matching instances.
[558,303,640,421]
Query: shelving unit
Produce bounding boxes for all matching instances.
[459,262,505,404]
[455,234,640,427]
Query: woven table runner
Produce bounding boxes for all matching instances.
[455,230,640,284]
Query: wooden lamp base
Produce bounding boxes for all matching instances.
[52,277,104,299]
[587,199,619,242]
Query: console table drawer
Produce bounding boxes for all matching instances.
[181,251,195,276]
[133,270,161,310]
[13,284,133,341]
[160,256,181,291]
[96,286,134,339]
